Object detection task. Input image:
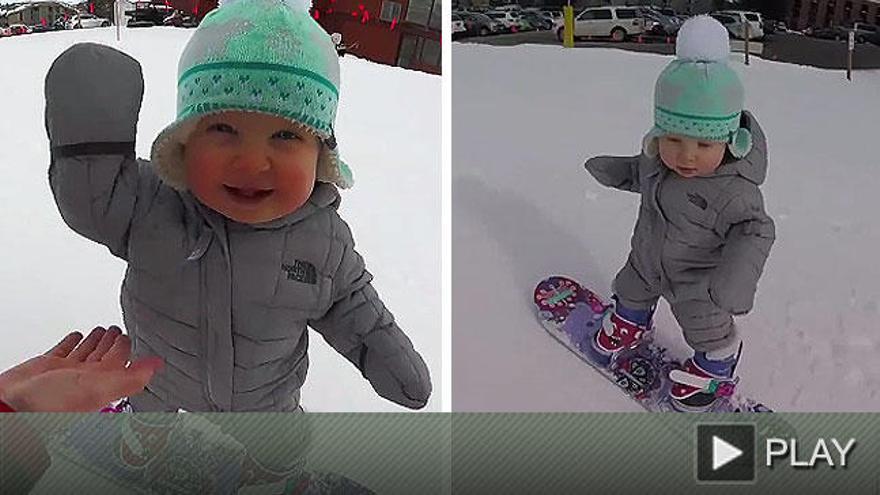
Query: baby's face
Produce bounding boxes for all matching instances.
[184,111,320,224]
[658,135,726,178]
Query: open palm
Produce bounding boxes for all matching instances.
[0,327,163,412]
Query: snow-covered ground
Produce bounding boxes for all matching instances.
[0,27,440,412]
[452,43,880,412]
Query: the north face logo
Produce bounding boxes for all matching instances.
[282,260,317,285]
[687,192,708,210]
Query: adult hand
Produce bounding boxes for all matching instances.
[0,327,163,412]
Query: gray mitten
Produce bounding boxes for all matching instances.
[45,43,144,149]
[361,331,432,409]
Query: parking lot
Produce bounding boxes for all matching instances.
[456,31,880,70]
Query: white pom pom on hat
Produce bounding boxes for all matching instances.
[675,15,730,62]
[220,0,314,12]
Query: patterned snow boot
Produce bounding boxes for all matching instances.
[669,343,742,412]
[592,300,654,367]
[100,398,132,413]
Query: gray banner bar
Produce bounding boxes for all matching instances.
[3,413,879,494]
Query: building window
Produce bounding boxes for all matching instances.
[397,35,418,67]
[405,0,429,25]
[428,0,440,30]
[824,1,835,27]
[421,38,440,66]
[397,35,440,69]
[380,1,402,22]
[405,0,439,29]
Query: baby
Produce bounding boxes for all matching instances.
[585,16,775,411]
[44,0,431,411]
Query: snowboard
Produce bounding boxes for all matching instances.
[534,275,773,413]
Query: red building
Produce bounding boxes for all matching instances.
[787,0,880,30]
[170,0,439,74]
[312,0,440,74]
[167,0,218,19]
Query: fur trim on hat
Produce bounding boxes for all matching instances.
[150,111,352,191]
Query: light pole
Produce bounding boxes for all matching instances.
[115,0,121,41]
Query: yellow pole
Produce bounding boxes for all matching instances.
[563,5,574,48]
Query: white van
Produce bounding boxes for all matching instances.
[556,6,647,42]
[716,10,764,40]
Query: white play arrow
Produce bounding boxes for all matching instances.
[712,436,743,470]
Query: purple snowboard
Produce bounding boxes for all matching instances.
[534,275,772,413]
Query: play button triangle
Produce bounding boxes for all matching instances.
[712,435,743,471]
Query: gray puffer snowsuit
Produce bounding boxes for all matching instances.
[45,43,431,411]
[585,111,774,354]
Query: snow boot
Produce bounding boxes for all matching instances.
[592,300,654,367]
[669,343,742,412]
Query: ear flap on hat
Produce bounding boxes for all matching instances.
[727,127,753,159]
[641,127,662,158]
[316,141,354,189]
[150,118,199,191]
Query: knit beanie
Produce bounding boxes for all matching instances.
[642,15,752,159]
[150,0,353,191]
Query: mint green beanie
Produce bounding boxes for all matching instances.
[642,15,752,159]
[151,0,353,190]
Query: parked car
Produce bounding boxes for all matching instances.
[808,25,852,41]
[69,13,111,29]
[852,22,878,43]
[521,11,553,31]
[162,10,199,28]
[125,2,175,27]
[29,23,52,33]
[715,10,764,39]
[710,13,753,40]
[486,11,524,33]
[7,24,33,35]
[51,18,69,30]
[557,6,647,42]
[633,6,681,36]
[0,26,12,37]
[459,12,504,37]
[541,10,562,24]
[452,13,467,39]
